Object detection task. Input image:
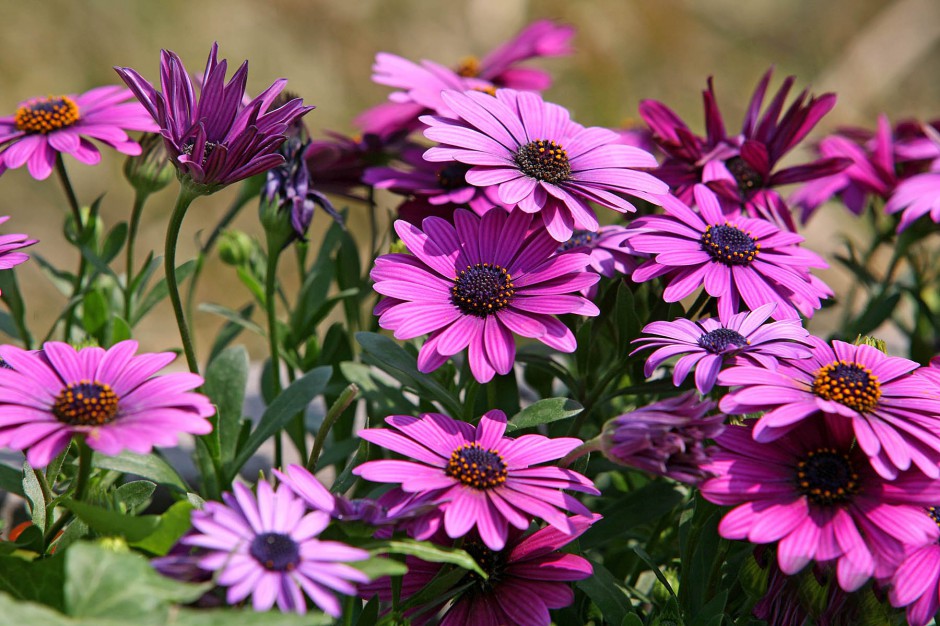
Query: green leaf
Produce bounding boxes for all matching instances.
[114,480,156,514]
[31,253,76,296]
[129,253,159,300]
[352,555,409,580]
[506,398,583,433]
[369,539,486,578]
[130,501,194,556]
[63,499,160,542]
[22,462,46,534]
[226,366,332,479]
[845,291,901,337]
[81,290,109,337]
[582,481,685,549]
[235,265,266,304]
[0,554,66,611]
[202,346,249,471]
[133,260,196,325]
[577,559,632,626]
[207,303,255,364]
[111,316,132,343]
[199,302,265,337]
[0,463,24,497]
[101,222,129,264]
[92,451,188,492]
[0,310,21,340]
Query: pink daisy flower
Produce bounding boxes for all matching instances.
[719,336,940,480]
[352,409,599,551]
[0,215,38,279]
[0,340,214,468]
[361,514,597,626]
[184,479,370,616]
[700,418,940,592]
[372,207,599,383]
[890,508,940,626]
[631,302,812,393]
[0,86,158,180]
[421,89,668,241]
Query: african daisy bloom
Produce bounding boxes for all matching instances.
[0,85,158,180]
[600,392,724,484]
[372,208,599,383]
[183,480,370,616]
[719,336,940,480]
[0,216,38,276]
[885,165,940,232]
[0,340,214,468]
[115,43,313,194]
[421,89,669,241]
[361,514,598,626]
[631,302,812,393]
[700,418,940,593]
[626,185,832,321]
[352,409,599,551]
[889,508,940,626]
[557,225,638,282]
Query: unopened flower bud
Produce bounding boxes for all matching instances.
[217,230,255,266]
[854,335,888,354]
[123,133,174,194]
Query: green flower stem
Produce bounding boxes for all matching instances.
[124,189,151,321]
[307,383,358,472]
[264,237,284,398]
[72,440,93,502]
[55,154,83,228]
[558,436,602,468]
[55,155,86,341]
[165,184,202,374]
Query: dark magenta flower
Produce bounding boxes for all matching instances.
[115,43,313,194]
[890,508,940,626]
[372,208,599,383]
[626,185,832,321]
[422,89,668,241]
[631,302,812,393]
[0,216,38,283]
[0,86,158,179]
[304,129,409,200]
[353,409,598,551]
[361,514,597,626]
[700,418,940,592]
[0,341,213,468]
[600,392,724,484]
[719,336,940,480]
[183,479,370,616]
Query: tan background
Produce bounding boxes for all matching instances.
[1,0,938,355]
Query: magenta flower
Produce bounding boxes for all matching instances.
[890,508,940,626]
[353,409,598,551]
[626,185,832,321]
[361,515,597,626]
[600,392,724,484]
[700,418,940,592]
[0,216,38,276]
[557,225,637,280]
[631,302,812,393]
[372,208,599,383]
[422,89,668,241]
[305,129,409,200]
[0,340,213,468]
[885,166,940,232]
[0,86,158,180]
[115,43,312,194]
[719,336,940,480]
[183,480,369,616]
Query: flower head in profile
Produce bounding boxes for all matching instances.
[361,514,598,626]
[115,43,313,194]
[631,302,812,393]
[890,507,940,626]
[353,409,599,551]
[183,480,370,616]
[700,418,940,592]
[0,86,158,179]
[0,340,214,468]
[719,336,940,479]
[372,208,599,383]
[557,225,638,288]
[422,89,668,241]
[0,215,38,283]
[626,185,832,321]
[600,392,724,484]
[305,129,409,200]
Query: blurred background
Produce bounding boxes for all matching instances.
[0,0,938,355]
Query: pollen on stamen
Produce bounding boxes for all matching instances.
[14,96,80,134]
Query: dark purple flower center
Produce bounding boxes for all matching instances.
[795,448,859,505]
[53,380,120,426]
[437,163,470,190]
[15,96,80,134]
[928,507,940,529]
[0,357,12,370]
[446,443,508,490]
[557,229,596,252]
[514,139,571,184]
[701,223,760,266]
[451,263,515,318]
[462,538,507,585]
[811,361,881,413]
[725,156,764,194]
[181,138,224,165]
[698,328,749,353]
[249,532,301,572]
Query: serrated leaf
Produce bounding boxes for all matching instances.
[93,451,188,492]
[506,398,583,432]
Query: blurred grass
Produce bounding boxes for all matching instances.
[0,0,938,354]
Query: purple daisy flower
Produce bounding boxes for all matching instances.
[700,418,940,592]
[557,225,637,279]
[352,409,599,551]
[421,89,668,241]
[885,162,940,232]
[361,514,597,626]
[0,340,214,468]
[0,216,38,280]
[305,129,409,200]
[631,302,812,393]
[890,508,940,626]
[184,480,369,616]
[719,336,940,480]
[600,392,724,484]
[626,185,832,321]
[0,85,158,180]
[372,208,599,383]
[115,43,313,194]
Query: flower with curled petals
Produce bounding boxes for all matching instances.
[352,409,599,551]
[372,207,599,383]
[0,340,214,468]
